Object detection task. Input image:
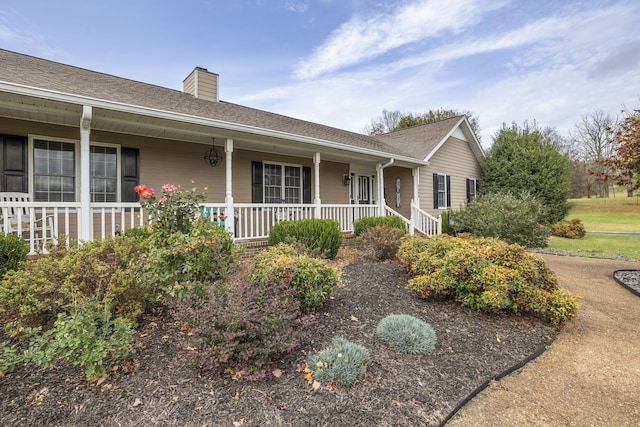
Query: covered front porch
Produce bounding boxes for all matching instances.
[0,84,440,254]
[1,199,441,255]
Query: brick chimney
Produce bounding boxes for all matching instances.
[183,67,219,102]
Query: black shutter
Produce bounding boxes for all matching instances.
[466,178,472,203]
[446,175,451,208]
[121,147,140,202]
[433,173,439,209]
[302,166,311,204]
[1,135,28,193]
[251,161,263,203]
[476,180,481,198]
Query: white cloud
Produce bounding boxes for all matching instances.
[238,0,640,147]
[293,0,505,80]
[284,1,309,13]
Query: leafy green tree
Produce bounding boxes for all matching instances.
[482,122,571,224]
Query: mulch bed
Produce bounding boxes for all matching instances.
[0,250,557,426]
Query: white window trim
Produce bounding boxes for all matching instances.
[262,160,303,203]
[28,135,122,202]
[437,173,449,210]
[468,177,480,202]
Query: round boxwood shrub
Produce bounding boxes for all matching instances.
[308,336,370,387]
[376,314,437,354]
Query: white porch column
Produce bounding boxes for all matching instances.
[79,106,92,241]
[412,166,420,207]
[377,159,394,216]
[224,138,234,238]
[410,166,420,235]
[313,152,321,218]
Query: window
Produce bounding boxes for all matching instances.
[466,178,480,203]
[263,162,301,203]
[433,173,451,209]
[33,139,76,202]
[252,161,311,204]
[32,138,126,202]
[90,146,117,202]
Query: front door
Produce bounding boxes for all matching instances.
[349,174,376,205]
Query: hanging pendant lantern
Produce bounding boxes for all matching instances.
[204,137,223,167]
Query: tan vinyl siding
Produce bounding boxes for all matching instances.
[384,166,413,219]
[183,67,219,102]
[232,150,349,203]
[419,136,482,217]
[0,117,367,206]
[319,161,350,203]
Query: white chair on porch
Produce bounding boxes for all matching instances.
[0,192,56,247]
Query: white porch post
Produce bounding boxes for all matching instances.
[377,159,394,216]
[313,152,321,218]
[224,138,234,238]
[410,166,420,235]
[79,106,92,241]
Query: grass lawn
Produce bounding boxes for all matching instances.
[566,193,640,232]
[546,192,640,260]
[548,234,640,260]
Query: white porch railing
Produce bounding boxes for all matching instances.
[411,201,441,236]
[0,200,441,255]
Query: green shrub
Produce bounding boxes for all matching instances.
[250,244,338,313]
[353,216,406,237]
[400,235,580,327]
[450,192,551,248]
[23,297,138,379]
[121,226,152,240]
[269,219,343,260]
[551,219,586,239]
[0,232,28,278]
[376,314,437,354]
[0,236,150,335]
[136,220,238,301]
[308,337,370,387]
[441,211,457,236]
[396,236,439,274]
[356,225,406,260]
[171,274,306,380]
[0,340,25,377]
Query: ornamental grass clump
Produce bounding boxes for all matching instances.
[308,337,370,387]
[376,314,437,354]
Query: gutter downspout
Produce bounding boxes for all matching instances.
[376,159,394,216]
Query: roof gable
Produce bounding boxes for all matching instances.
[375,116,484,163]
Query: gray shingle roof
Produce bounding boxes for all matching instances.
[0,49,417,160]
[374,116,464,160]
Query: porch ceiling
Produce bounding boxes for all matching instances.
[0,92,421,168]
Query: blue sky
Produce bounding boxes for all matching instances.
[1,0,639,144]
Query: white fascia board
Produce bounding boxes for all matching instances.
[424,116,484,162]
[0,81,427,166]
